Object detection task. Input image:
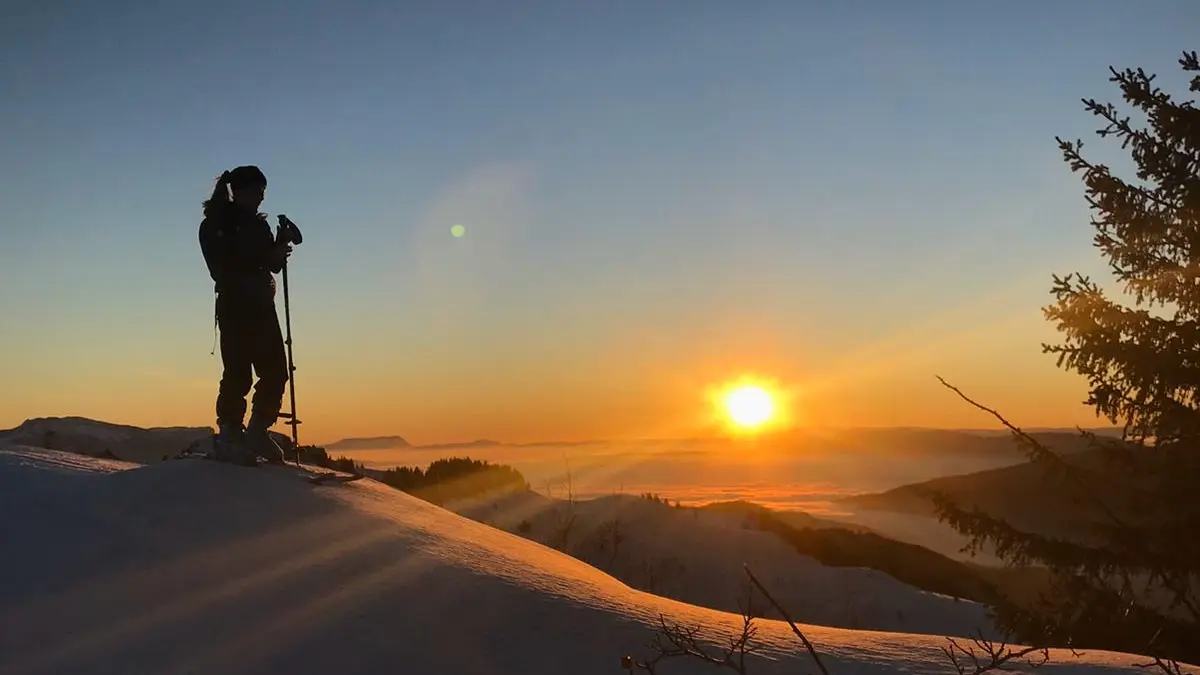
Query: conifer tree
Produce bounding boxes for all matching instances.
[935,50,1200,665]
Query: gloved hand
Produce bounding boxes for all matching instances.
[267,241,293,271]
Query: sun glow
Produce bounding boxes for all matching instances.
[708,376,794,434]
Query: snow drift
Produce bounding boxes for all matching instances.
[0,449,1176,675]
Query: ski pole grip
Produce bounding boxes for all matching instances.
[276,214,304,245]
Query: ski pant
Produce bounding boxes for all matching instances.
[214,295,288,429]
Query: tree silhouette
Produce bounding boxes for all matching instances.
[935,50,1200,665]
[375,457,528,505]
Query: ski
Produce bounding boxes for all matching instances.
[272,460,364,484]
[173,446,254,465]
[301,469,364,485]
[172,446,363,485]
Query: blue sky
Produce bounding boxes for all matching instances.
[1,1,1196,443]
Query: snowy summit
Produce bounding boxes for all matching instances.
[0,422,1183,675]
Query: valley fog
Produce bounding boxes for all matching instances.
[331,438,1024,516]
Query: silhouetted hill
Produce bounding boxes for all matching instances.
[318,427,1116,459]
[740,506,1004,606]
[0,416,211,464]
[324,435,413,450]
[795,427,1106,459]
[418,439,503,450]
[324,436,504,451]
[947,426,1123,437]
[698,500,873,533]
[838,442,1141,541]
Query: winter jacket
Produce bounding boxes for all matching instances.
[199,204,284,310]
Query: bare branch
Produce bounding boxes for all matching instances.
[622,565,829,675]
[622,610,761,674]
[743,564,832,675]
[546,456,579,551]
[935,375,1126,528]
[1134,657,1195,675]
[939,630,1051,675]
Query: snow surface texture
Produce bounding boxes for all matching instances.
[449,491,1000,639]
[0,445,141,476]
[0,454,1178,675]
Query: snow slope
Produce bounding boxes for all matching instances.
[0,457,1179,675]
[0,445,142,502]
[450,490,1000,639]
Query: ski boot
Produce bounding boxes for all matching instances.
[244,412,286,465]
[209,423,257,466]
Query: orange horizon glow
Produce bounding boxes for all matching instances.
[0,244,1108,448]
[0,354,1103,447]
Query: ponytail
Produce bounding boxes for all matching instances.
[202,170,233,217]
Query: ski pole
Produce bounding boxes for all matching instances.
[276,215,304,467]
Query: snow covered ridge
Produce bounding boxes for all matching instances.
[0,415,212,464]
[448,490,1001,640]
[0,458,1184,675]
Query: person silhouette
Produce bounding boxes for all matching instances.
[197,165,293,465]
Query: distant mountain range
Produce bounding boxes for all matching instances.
[324,436,503,451]
[1,416,1122,464]
[321,426,1123,456]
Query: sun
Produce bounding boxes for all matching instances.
[722,384,776,429]
[704,375,797,435]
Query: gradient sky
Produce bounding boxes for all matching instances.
[2,1,1196,445]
